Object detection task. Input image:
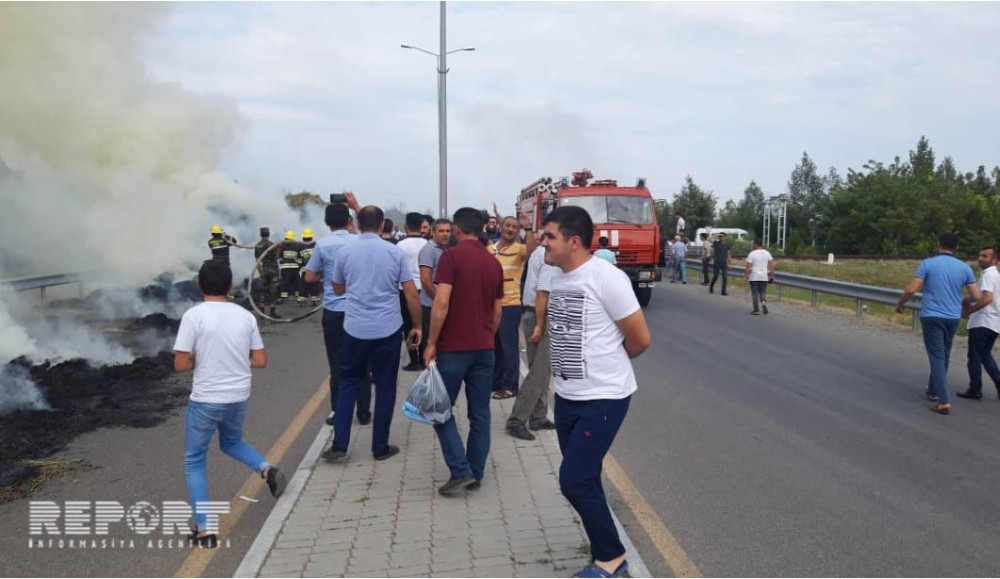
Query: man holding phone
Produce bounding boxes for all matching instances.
[321,205,421,462]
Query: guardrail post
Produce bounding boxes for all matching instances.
[912,310,919,331]
[811,290,818,307]
[777,285,783,300]
[40,286,45,303]
[856,299,863,317]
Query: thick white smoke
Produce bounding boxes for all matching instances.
[0,5,308,410]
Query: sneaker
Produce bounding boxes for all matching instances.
[325,412,336,426]
[530,420,556,431]
[438,475,475,496]
[762,303,769,315]
[402,362,422,372]
[322,446,347,462]
[750,310,760,315]
[506,422,536,441]
[573,560,629,578]
[373,445,400,461]
[721,292,729,296]
[265,467,288,498]
[188,532,219,549]
[357,412,372,425]
[466,480,481,490]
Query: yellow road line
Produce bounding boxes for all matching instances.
[175,379,329,578]
[604,452,702,578]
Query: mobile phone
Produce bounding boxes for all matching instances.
[330,193,348,205]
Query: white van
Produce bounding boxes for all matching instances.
[687,227,751,256]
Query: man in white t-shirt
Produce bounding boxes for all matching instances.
[674,211,685,236]
[959,246,1000,400]
[396,212,429,370]
[540,206,651,579]
[173,260,287,548]
[743,238,775,315]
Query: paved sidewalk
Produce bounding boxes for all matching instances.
[237,368,648,578]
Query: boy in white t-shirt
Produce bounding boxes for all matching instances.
[173,260,287,548]
[541,206,651,579]
[743,238,775,315]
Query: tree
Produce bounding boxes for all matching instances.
[671,176,717,237]
[786,152,831,250]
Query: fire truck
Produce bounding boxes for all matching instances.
[517,169,663,307]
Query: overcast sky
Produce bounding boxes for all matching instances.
[144,1,1000,214]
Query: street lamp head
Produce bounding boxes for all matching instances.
[463,46,476,51]
[400,44,412,49]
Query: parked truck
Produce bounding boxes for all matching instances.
[517,169,663,306]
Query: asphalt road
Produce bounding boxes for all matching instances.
[0,309,332,578]
[611,280,1000,577]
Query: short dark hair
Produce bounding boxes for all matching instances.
[543,206,594,248]
[939,232,959,251]
[422,214,434,225]
[198,260,232,296]
[259,227,270,238]
[981,246,997,256]
[699,233,707,240]
[325,203,350,229]
[357,206,385,232]
[453,207,486,236]
[598,236,609,247]
[753,238,763,246]
[405,212,424,232]
[382,218,394,233]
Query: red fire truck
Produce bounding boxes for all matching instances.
[517,169,663,306]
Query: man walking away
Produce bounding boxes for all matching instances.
[418,219,452,365]
[540,206,651,578]
[397,212,429,371]
[423,207,504,495]
[594,236,616,265]
[303,195,372,427]
[254,227,280,318]
[897,232,980,414]
[709,232,731,295]
[700,232,713,285]
[958,246,1000,400]
[174,260,287,548]
[506,244,556,440]
[322,205,421,461]
[670,236,687,284]
[278,231,301,303]
[743,238,775,315]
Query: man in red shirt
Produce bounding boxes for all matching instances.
[424,207,504,495]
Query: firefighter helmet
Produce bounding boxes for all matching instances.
[285,230,295,240]
[303,228,314,239]
[211,225,223,235]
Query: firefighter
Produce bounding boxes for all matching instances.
[278,230,301,303]
[297,228,321,306]
[208,225,237,264]
[254,227,280,318]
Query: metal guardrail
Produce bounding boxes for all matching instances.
[681,258,924,330]
[0,272,87,301]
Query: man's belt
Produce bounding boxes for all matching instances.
[523,305,536,313]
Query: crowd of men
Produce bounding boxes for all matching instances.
[196,192,652,578]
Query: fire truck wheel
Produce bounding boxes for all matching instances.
[635,286,652,308]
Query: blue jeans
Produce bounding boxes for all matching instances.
[332,329,402,455]
[671,259,687,283]
[493,306,522,391]
[556,394,631,562]
[185,400,269,532]
[434,349,494,481]
[967,326,1000,395]
[322,309,371,415]
[921,317,959,404]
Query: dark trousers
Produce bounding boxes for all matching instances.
[332,328,402,455]
[921,317,959,405]
[279,268,299,298]
[493,305,523,391]
[399,291,420,367]
[701,259,710,283]
[967,326,1000,395]
[710,263,728,293]
[555,394,631,562]
[750,281,768,312]
[421,305,432,359]
[322,310,371,415]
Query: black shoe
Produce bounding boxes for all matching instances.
[269,308,277,317]
[325,412,336,426]
[709,285,714,294]
[188,532,218,549]
[750,310,760,315]
[506,422,536,441]
[438,475,475,496]
[721,292,729,296]
[402,362,422,372]
[357,412,372,426]
[467,481,481,490]
[322,446,347,462]
[762,303,769,315]
[956,390,983,400]
[530,420,556,431]
[265,467,288,498]
[374,445,400,461]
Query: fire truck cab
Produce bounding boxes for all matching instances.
[518,169,663,307]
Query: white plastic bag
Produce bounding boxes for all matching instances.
[402,362,452,425]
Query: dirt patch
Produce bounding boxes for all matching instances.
[0,458,94,504]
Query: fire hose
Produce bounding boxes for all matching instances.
[241,241,322,324]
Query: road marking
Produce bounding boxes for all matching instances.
[174,379,329,579]
[604,452,703,578]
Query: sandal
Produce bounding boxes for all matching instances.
[932,403,951,415]
[924,389,939,402]
[491,389,515,400]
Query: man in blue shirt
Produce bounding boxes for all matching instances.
[594,236,617,265]
[897,232,981,414]
[303,194,372,427]
[323,205,422,462]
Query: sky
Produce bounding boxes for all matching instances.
[145,1,1000,212]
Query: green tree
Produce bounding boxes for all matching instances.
[786,152,831,250]
[671,176,717,237]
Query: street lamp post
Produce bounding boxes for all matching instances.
[401,1,475,219]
